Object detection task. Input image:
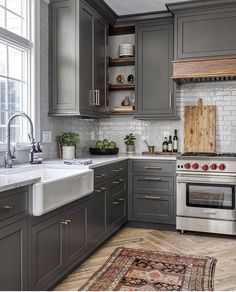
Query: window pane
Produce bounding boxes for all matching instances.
[0,6,5,28]
[6,11,22,36]
[0,0,5,6]
[8,79,21,112]
[0,126,6,143]
[8,46,22,80]
[0,43,7,76]
[6,0,22,15]
[0,77,7,112]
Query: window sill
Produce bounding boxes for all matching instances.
[0,144,31,153]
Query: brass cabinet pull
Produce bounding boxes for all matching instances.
[1,205,15,210]
[113,181,120,184]
[61,219,71,226]
[95,174,105,178]
[144,177,161,181]
[98,90,100,106]
[119,198,125,202]
[113,201,120,205]
[145,166,162,170]
[169,93,172,109]
[145,196,161,200]
[119,179,124,182]
[112,168,123,173]
[95,187,107,193]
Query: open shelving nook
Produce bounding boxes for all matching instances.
[108,25,136,116]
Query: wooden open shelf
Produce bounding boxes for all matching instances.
[109,57,135,67]
[109,84,135,91]
[110,110,135,115]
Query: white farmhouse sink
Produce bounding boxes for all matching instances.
[31,168,94,216]
[0,166,94,216]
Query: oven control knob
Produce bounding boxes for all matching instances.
[184,163,191,169]
[202,164,208,171]
[210,163,217,170]
[218,164,226,171]
[192,163,199,169]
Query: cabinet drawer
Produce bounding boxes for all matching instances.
[0,188,27,221]
[110,193,126,226]
[110,175,127,198]
[94,167,109,185]
[133,161,174,175]
[110,161,127,178]
[133,175,174,196]
[133,193,175,224]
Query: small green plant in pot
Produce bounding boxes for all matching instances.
[124,133,136,154]
[57,132,80,160]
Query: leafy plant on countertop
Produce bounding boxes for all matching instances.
[57,132,80,146]
[124,133,136,146]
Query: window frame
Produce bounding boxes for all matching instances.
[0,0,41,150]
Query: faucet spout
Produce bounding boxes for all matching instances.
[5,112,35,168]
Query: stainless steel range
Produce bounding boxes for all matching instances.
[176,152,236,235]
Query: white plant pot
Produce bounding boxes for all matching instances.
[62,146,75,160]
[127,145,135,154]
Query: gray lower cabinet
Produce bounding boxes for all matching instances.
[129,160,176,225]
[168,0,236,59]
[49,0,108,118]
[0,218,28,291]
[30,199,89,291]
[0,187,28,291]
[135,18,177,119]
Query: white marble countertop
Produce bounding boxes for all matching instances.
[0,153,178,193]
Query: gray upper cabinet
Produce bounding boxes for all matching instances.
[49,0,108,118]
[135,18,177,119]
[80,0,108,116]
[50,0,77,115]
[168,0,236,59]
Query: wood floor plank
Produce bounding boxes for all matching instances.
[54,227,236,291]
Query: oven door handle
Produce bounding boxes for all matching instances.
[177,178,236,185]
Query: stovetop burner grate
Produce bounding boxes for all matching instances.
[181,152,236,157]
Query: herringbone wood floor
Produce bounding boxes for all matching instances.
[55,227,236,291]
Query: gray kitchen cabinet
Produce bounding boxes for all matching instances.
[168,0,236,59]
[0,187,28,291]
[80,0,108,116]
[135,18,177,119]
[129,160,176,226]
[30,198,90,291]
[49,0,108,117]
[0,218,28,291]
[30,213,64,290]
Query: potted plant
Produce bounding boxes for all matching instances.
[57,132,80,160]
[124,133,136,154]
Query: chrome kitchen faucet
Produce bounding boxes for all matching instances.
[4,112,35,168]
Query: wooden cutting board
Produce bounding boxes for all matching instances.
[184,99,216,152]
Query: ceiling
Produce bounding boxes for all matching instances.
[103,0,191,16]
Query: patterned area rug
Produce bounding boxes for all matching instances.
[80,247,217,291]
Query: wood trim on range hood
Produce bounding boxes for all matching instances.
[172,56,236,85]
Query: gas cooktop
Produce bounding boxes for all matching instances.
[181,152,236,157]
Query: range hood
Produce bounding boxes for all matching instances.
[172,56,236,85]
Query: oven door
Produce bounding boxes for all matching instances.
[177,173,236,221]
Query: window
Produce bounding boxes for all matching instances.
[0,0,33,145]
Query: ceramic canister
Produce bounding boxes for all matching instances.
[119,44,134,57]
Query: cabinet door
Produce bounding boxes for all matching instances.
[79,1,94,113]
[133,193,175,224]
[90,184,108,244]
[50,0,77,114]
[136,21,175,119]
[31,214,64,290]
[64,200,89,266]
[94,14,108,111]
[0,219,27,291]
[109,193,127,227]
